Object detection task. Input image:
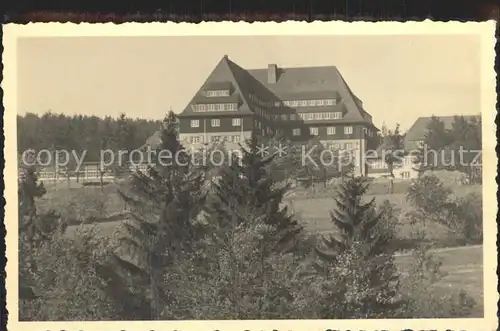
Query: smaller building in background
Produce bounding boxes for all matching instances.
[367,114,481,180]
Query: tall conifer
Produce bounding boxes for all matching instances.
[314,177,402,318]
[113,111,206,319]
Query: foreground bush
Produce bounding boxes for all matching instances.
[20,227,121,320]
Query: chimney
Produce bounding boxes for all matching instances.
[268,64,278,84]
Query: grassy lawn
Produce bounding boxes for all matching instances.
[395,245,484,317]
[285,184,482,241]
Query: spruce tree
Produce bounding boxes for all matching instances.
[113,111,206,319]
[193,134,305,318]
[207,133,302,252]
[314,176,402,318]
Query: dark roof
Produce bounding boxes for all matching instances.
[203,81,233,90]
[247,65,371,122]
[405,115,481,141]
[403,114,481,151]
[179,56,377,127]
[192,92,242,104]
[255,90,339,101]
[140,130,162,150]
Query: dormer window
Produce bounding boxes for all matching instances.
[206,90,230,97]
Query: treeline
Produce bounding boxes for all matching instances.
[17,112,161,162]
[19,112,480,320]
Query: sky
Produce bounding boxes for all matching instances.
[17,35,480,131]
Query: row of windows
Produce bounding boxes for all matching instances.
[248,93,338,108]
[205,90,230,97]
[253,108,344,122]
[299,112,343,121]
[190,118,356,138]
[292,126,354,136]
[192,103,238,112]
[324,142,360,150]
[189,135,242,144]
[283,99,337,107]
[190,118,241,128]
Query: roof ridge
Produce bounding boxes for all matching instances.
[223,57,254,113]
[331,68,366,122]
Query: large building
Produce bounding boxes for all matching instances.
[177,55,379,176]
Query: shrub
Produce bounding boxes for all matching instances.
[19,226,122,321]
[449,192,483,244]
[406,174,453,214]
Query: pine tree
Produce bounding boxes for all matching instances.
[113,111,206,319]
[207,133,302,252]
[314,176,402,318]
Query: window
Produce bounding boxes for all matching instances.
[316,100,325,106]
[191,136,201,144]
[195,104,207,112]
[325,99,336,106]
[211,136,221,143]
[292,128,301,136]
[309,127,319,136]
[345,143,353,150]
[232,135,240,143]
[299,100,308,107]
[211,119,220,127]
[206,90,230,97]
[290,114,297,120]
[291,101,299,107]
[281,114,288,120]
[327,127,336,135]
[401,171,410,179]
[190,120,200,128]
[232,118,241,126]
[344,126,353,135]
[314,113,322,120]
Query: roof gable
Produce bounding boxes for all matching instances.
[179,56,253,116]
[405,115,481,142]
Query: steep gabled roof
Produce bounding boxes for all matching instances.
[178,56,377,128]
[405,115,481,142]
[179,56,254,117]
[246,65,372,124]
[403,114,481,151]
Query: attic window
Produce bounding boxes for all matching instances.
[206,90,230,97]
